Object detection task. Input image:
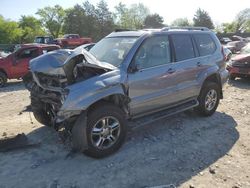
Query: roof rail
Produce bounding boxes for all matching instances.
[161,27,210,31]
[114,29,135,32]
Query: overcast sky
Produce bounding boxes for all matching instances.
[1,0,250,25]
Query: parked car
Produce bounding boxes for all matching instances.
[0,44,60,87]
[226,43,250,80]
[223,46,232,61]
[54,34,92,49]
[225,41,246,53]
[34,36,55,44]
[220,37,232,44]
[25,27,228,158]
[231,35,248,42]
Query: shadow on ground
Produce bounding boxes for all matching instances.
[0,80,25,93]
[0,111,239,188]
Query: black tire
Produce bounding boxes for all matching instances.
[195,82,220,117]
[74,102,127,158]
[0,72,7,88]
[31,98,52,127]
[229,74,236,80]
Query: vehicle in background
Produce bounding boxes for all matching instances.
[54,34,92,49]
[25,27,228,158]
[0,51,11,59]
[75,43,95,51]
[0,44,60,87]
[227,43,250,80]
[224,41,246,53]
[34,36,55,44]
[220,37,232,44]
[223,46,232,61]
[231,35,248,42]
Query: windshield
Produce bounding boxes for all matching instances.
[89,37,138,67]
[241,44,250,54]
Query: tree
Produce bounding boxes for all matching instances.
[222,22,237,33]
[114,3,150,29]
[171,18,191,27]
[235,8,250,32]
[0,15,22,44]
[19,15,45,43]
[193,8,214,29]
[144,14,164,28]
[36,5,65,38]
[63,5,87,37]
[95,0,114,39]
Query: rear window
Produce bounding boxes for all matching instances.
[194,34,216,56]
[171,34,195,61]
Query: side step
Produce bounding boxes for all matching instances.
[129,99,198,129]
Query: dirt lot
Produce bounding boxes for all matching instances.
[0,79,249,188]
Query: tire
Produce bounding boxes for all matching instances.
[74,102,127,158]
[31,98,52,127]
[229,74,236,80]
[0,72,7,88]
[195,82,220,117]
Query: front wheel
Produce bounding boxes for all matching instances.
[73,103,127,158]
[195,82,220,116]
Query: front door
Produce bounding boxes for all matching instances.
[128,35,179,116]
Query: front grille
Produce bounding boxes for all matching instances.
[35,72,67,88]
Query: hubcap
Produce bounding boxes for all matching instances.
[205,89,217,111]
[91,116,121,149]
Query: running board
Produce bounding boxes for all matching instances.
[129,99,198,129]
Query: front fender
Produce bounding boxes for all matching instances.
[56,83,126,122]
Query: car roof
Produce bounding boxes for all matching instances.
[19,43,59,49]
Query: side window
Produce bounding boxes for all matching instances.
[194,34,216,56]
[171,34,195,61]
[134,36,171,69]
[17,48,39,59]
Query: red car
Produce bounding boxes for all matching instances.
[0,44,60,87]
[226,43,250,80]
[54,34,92,49]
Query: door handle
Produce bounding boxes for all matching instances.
[167,68,176,74]
[197,62,202,67]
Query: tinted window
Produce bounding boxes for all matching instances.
[134,36,171,69]
[194,34,216,56]
[172,34,195,61]
[17,48,39,59]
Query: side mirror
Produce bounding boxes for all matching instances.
[128,62,139,73]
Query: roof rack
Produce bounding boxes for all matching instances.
[114,29,136,32]
[161,27,209,31]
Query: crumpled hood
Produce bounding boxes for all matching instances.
[29,47,116,76]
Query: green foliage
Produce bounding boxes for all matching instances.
[171,18,191,27]
[144,14,164,28]
[235,8,250,32]
[114,3,150,29]
[0,15,22,44]
[193,8,214,29]
[19,15,45,43]
[36,5,65,38]
[222,22,237,33]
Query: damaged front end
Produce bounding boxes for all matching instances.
[25,48,118,130]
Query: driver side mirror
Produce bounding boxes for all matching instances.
[128,61,139,73]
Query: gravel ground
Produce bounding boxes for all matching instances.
[0,79,249,188]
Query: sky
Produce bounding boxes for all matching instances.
[0,0,250,25]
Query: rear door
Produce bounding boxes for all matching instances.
[128,35,180,116]
[169,34,202,101]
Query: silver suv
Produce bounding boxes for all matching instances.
[26,27,229,158]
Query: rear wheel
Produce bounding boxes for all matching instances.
[0,72,7,88]
[195,82,220,116]
[73,103,127,158]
